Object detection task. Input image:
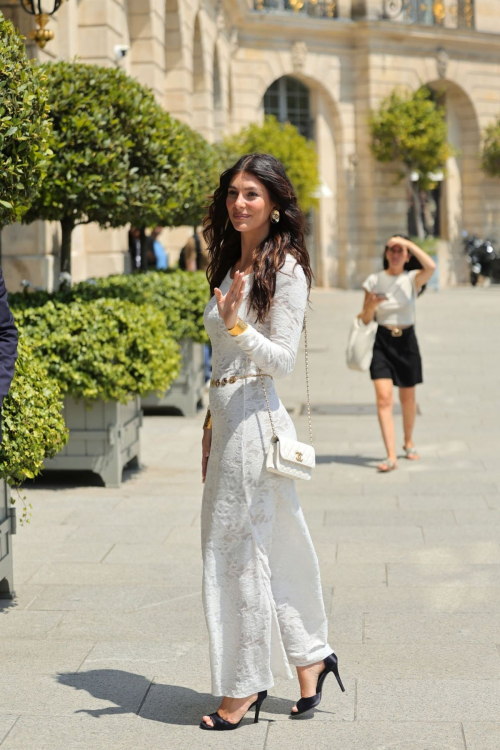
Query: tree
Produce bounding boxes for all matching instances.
[24,62,197,279]
[220,115,319,212]
[370,86,451,238]
[168,122,222,229]
[481,118,500,178]
[0,11,52,262]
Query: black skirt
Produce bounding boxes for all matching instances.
[370,325,423,388]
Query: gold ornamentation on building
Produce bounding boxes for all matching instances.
[433,1,445,24]
[463,0,474,27]
[29,13,54,49]
[326,1,335,18]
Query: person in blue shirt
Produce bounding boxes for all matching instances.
[146,227,168,271]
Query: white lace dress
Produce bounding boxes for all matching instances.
[202,254,332,698]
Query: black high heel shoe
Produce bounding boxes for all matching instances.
[200,690,267,731]
[291,652,345,717]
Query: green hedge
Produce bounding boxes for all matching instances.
[71,271,209,344]
[13,298,181,404]
[9,270,210,344]
[0,336,68,487]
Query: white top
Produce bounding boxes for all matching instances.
[363,269,419,326]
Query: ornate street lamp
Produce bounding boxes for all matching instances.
[15,0,66,49]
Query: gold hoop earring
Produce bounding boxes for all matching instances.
[271,209,280,224]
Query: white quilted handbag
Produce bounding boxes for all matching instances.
[346,316,377,372]
[266,435,315,481]
[260,313,315,481]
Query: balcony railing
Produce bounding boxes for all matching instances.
[383,0,474,29]
[253,0,338,19]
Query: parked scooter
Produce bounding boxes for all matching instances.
[462,231,500,286]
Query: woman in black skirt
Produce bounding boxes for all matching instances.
[359,237,436,472]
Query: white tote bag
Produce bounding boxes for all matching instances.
[346,317,377,372]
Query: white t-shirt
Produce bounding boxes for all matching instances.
[362,270,419,326]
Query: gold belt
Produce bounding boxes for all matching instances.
[383,326,404,337]
[391,328,403,338]
[210,373,273,388]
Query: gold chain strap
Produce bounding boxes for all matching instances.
[303,311,313,445]
[259,312,313,446]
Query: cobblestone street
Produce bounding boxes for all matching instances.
[1,286,500,749]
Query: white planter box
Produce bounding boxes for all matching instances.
[0,478,15,599]
[43,396,142,488]
[142,339,205,417]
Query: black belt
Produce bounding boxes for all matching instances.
[380,325,414,338]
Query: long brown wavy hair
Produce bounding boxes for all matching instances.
[203,153,313,323]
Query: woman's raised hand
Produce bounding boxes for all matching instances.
[214,271,246,330]
[387,236,410,251]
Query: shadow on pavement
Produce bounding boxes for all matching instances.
[23,463,142,490]
[316,454,380,468]
[57,669,291,725]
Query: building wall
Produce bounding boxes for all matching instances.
[1,0,500,290]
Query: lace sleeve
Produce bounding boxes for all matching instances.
[230,256,307,379]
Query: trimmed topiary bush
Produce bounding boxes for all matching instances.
[13,298,181,404]
[0,335,68,487]
[9,270,210,344]
[0,11,52,233]
[22,62,196,276]
[370,86,451,239]
[71,271,210,344]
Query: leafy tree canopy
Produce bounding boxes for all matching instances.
[169,123,222,228]
[481,118,500,178]
[0,11,52,228]
[24,62,181,231]
[220,115,319,212]
[24,61,218,275]
[370,86,451,190]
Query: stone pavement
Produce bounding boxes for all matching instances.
[1,287,500,750]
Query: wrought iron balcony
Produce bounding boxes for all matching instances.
[252,0,338,19]
[383,0,474,29]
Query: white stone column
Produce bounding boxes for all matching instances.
[474,0,500,33]
[126,0,166,100]
[336,0,352,19]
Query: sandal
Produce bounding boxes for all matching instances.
[291,653,345,717]
[377,458,397,473]
[200,691,267,731]
[403,446,420,460]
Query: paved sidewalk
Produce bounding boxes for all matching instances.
[1,287,500,749]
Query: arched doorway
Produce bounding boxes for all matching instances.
[262,75,341,285]
[264,76,312,139]
[263,76,318,274]
[426,80,482,284]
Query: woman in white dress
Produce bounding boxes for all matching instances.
[199,154,344,731]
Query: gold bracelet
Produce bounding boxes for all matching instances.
[203,409,212,430]
[227,317,248,336]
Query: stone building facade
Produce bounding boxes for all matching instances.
[1,0,500,290]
